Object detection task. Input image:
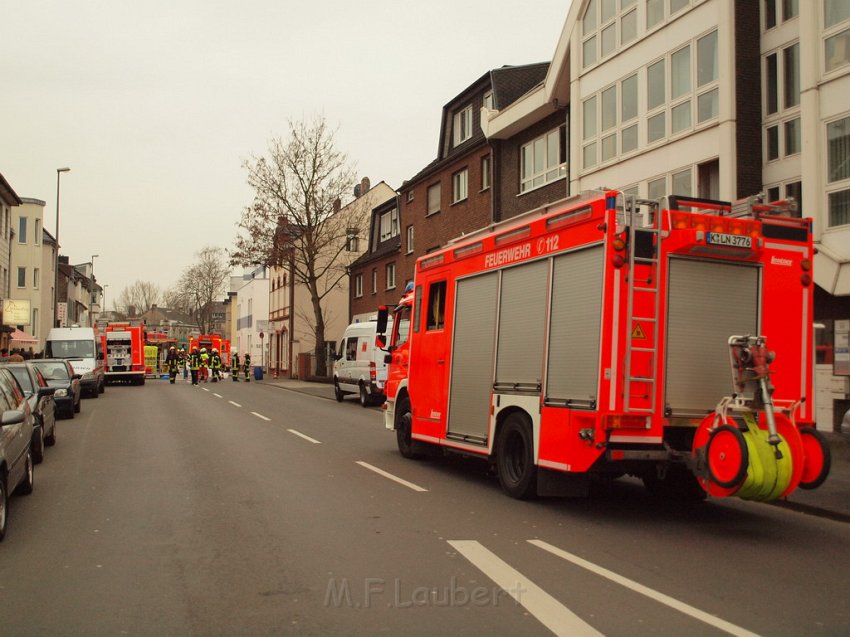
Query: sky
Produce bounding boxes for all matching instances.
[0,0,571,307]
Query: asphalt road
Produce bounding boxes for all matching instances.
[1,379,849,636]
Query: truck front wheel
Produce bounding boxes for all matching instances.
[496,412,537,499]
[396,396,423,459]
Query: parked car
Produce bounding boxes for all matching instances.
[0,366,35,542]
[2,363,56,464]
[333,318,394,407]
[29,359,81,419]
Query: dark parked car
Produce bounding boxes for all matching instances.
[2,363,56,464]
[29,359,81,419]
[0,366,35,542]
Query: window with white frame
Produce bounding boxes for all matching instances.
[18,217,27,244]
[764,41,800,162]
[379,208,399,242]
[483,91,494,110]
[452,168,468,204]
[17,266,25,288]
[521,126,567,192]
[386,263,396,290]
[33,267,39,289]
[481,155,491,190]
[827,115,850,227]
[406,225,414,254]
[824,0,850,73]
[35,219,41,245]
[765,180,803,217]
[427,183,441,215]
[581,0,639,69]
[453,105,473,146]
[345,228,359,252]
[372,268,378,294]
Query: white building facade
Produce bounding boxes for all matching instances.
[234,268,270,372]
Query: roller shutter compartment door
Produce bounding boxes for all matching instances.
[447,272,498,441]
[665,259,759,415]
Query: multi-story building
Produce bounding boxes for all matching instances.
[234,266,269,372]
[0,173,22,351]
[482,0,850,429]
[9,198,50,351]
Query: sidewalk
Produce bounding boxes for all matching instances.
[258,375,850,521]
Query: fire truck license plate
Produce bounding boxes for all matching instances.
[706,232,752,249]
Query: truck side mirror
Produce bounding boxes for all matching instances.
[375,334,386,349]
[376,306,388,336]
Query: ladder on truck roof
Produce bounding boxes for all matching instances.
[622,196,661,415]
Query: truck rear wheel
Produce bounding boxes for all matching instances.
[496,412,537,499]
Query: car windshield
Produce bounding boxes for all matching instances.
[46,339,94,359]
[8,367,34,396]
[33,363,70,381]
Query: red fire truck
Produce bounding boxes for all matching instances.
[103,322,146,385]
[377,191,830,501]
[188,335,231,370]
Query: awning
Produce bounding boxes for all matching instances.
[9,328,38,344]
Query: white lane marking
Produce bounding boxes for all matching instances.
[201,387,210,392]
[529,540,760,637]
[355,461,428,492]
[229,400,241,408]
[251,412,271,421]
[288,429,321,444]
[449,540,601,637]
[213,393,222,398]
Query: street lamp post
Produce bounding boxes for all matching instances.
[91,254,99,279]
[102,284,109,313]
[54,167,70,327]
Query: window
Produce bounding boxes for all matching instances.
[698,159,720,200]
[426,281,447,330]
[406,225,414,254]
[647,0,664,29]
[782,0,798,21]
[764,42,800,162]
[372,269,377,294]
[35,219,41,245]
[767,125,780,160]
[648,176,666,200]
[33,268,40,289]
[697,31,718,87]
[825,28,850,72]
[671,168,692,196]
[453,106,473,146]
[829,190,850,227]
[18,217,27,243]
[481,155,491,190]
[17,267,25,288]
[407,190,415,202]
[427,183,441,215]
[671,46,691,100]
[345,337,358,361]
[354,274,363,298]
[828,116,850,227]
[647,59,665,110]
[385,263,396,290]
[783,44,800,109]
[785,181,802,217]
[345,229,359,252]
[581,0,639,68]
[521,126,567,192]
[379,208,399,241]
[784,118,801,155]
[452,168,468,204]
[483,91,494,110]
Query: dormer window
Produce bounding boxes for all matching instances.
[379,208,399,242]
[453,105,473,146]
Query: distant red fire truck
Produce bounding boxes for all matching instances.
[377,191,830,501]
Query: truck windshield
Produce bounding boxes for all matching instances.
[46,339,94,359]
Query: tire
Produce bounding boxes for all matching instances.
[496,412,538,499]
[0,474,7,542]
[359,383,371,408]
[98,379,105,394]
[334,380,344,403]
[395,396,424,459]
[32,427,45,464]
[706,424,748,489]
[45,421,56,447]
[17,450,34,496]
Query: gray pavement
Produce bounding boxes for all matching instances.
[257,375,850,522]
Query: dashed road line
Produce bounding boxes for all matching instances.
[201,387,210,392]
[288,429,321,444]
[213,393,222,398]
[529,540,759,637]
[448,540,602,637]
[251,412,271,421]
[355,461,428,492]
[228,400,241,407]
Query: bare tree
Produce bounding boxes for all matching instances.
[231,115,363,376]
[116,281,161,316]
[177,246,230,334]
[162,285,195,316]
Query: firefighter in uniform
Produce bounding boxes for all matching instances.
[199,347,210,382]
[231,352,240,381]
[166,346,179,384]
[210,347,221,382]
[189,347,201,386]
[244,353,251,382]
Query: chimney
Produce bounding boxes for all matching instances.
[360,176,371,194]
[333,198,341,213]
[129,305,137,317]
[151,304,158,311]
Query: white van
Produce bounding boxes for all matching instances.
[333,318,392,407]
[45,326,106,397]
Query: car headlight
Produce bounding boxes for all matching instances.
[54,388,68,397]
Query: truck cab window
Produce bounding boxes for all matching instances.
[426,281,447,331]
[393,306,412,347]
[345,337,358,361]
